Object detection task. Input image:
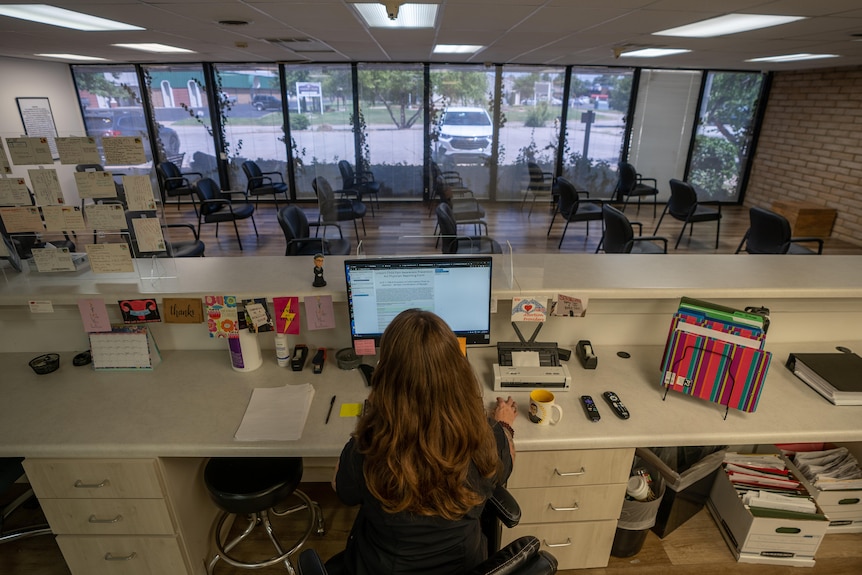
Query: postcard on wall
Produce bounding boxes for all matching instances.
[0,207,44,233]
[550,294,588,317]
[122,175,157,211]
[77,298,112,333]
[55,136,100,165]
[305,295,335,331]
[119,298,161,323]
[0,178,31,206]
[27,169,64,206]
[242,298,274,333]
[42,205,85,232]
[163,297,204,324]
[32,247,75,272]
[84,203,126,231]
[89,324,161,371]
[511,296,548,322]
[103,136,146,166]
[5,136,53,165]
[85,243,135,274]
[75,170,118,199]
[205,295,240,338]
[273,296,301,335]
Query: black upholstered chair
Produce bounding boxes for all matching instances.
[192,177,258,251]
[547,177,603,249]
[600,204,667,254]
[436,203,502,254]
[655,179,722,250]
[735,206,824,255]
[125,210,205,258]
[242,160,289,210]
[311,177,366,242]
[614,162,658,217]
[156,160,201,217]
[0,458,51,544]
[296,485,557,575]
[277,205,351,256]
[522,161,556,216]
[338,160,380,215]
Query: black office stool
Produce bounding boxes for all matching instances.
[204,457,324,575]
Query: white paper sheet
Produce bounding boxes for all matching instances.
[234,383,315,441]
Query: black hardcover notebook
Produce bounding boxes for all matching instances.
[786,352,862,406]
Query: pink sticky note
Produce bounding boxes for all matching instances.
[354,338,376,356]
[274,296,301,335]
[78,298,111,332]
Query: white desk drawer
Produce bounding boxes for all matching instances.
[41,499,175,535]
[508,448,633,488]
[24,459,164,499]
[56,535,188,575]
[510,483,626,523]
[501,519,617,570]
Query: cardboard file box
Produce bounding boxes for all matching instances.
[783,451,862,533]
[707,468,829,567]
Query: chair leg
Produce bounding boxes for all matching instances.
[547,208,558,236]
[715,218,721,249]
[558,221,570,249]
[653,205,669,235]
[232,220,243,251]
[735,230,749,254]
[251,215,259,237]
[675,222,688,249]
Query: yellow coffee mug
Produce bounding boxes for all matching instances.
[528,389,563,425]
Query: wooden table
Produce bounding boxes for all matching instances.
[772,200,837,237]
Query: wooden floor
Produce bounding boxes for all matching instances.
[153,197,862,258]
[2,482,861,575]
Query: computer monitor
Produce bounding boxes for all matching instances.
[344,256,493,348]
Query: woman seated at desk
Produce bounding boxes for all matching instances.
[330,309,518,574]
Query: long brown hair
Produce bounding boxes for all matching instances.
[355,309,500,520]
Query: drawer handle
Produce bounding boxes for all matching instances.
[543,538,573,548]
[74,479,110,489]
[548,502,579,512]
[104,552,137,561]
[89,514,123,524]
[553,467,585,477]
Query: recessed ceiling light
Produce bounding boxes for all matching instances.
[0,4,143,31]
[654,14,806,38]
[35,53,108,61]
[352,3,438,28]
[112,43,195,54]
[746,53,840,63]
[433,44,483,54]
[619,48,691,58]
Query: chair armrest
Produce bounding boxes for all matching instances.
[164,175,192,187]
[576,190,590,198]
[633,236,668,253]
[631,221,644,234]
[180,171,203,179]
[790,237,824,254]
[636,175,657,187]
[261,170,285,182]
[163,222,200,240]
[486,484,521,528]
[223,190,250,201]
[297,548,327,575]
[467,536,557,575]
[358,170,376,182]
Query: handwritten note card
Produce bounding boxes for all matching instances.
[27,169,64,206]
[5,137,53,165]
[55,136,100,165]
[75,171,118,199]
[0,207,44,233]
[84,203,126,231]
[85,243,135,274]
[103,136,146,166]
[0,178,31,205]
[42,205,86,232]
[123,175,157,211]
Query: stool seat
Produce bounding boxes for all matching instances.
[205,457,303,515]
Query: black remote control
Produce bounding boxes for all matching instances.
[358,364,374,387]
[580,395,601,422]
[602,391,630,419]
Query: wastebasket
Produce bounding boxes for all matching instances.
[636,446,726,538]
[611,456,665,558]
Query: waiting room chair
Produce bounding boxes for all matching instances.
[312,177,367,242]
[0,457,51,545]
[156,160,201,217]
[600,204,667,254]
[277,205,351,256]
[428,161,474,216]
[735,206,824,255]
[338,160,380,215]
[615,162,658,217]
[547,177,603,249]
[125,210,205,258]
[436,203,502,254]
[242,160,289,210]
[522,161,556,216]
[192,177,258,251]
[297,485,557,575]
[655,179,722,250]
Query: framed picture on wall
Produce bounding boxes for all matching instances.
[16,97,59,160]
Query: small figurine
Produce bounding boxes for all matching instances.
[313,253,326,287]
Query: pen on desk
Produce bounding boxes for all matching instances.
[325,395,336,424]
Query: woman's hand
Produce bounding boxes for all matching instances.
[493,395,517,426]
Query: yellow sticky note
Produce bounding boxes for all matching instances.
[340,403,362,417]
[458,337,467,356]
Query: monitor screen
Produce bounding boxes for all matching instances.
[344,256,493,347]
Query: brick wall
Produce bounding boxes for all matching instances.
[747,66,862,245]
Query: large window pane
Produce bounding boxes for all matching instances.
[689,71,764,201]
[357,63,424,200]
[498,66,565,202]
[628,69,702,201]
[562,68,633,197]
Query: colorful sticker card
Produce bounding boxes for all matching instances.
[242,298,274,333]
[206,295,239,338]
[273,296,301,335]
[511,296,547,322]
[118,298,161,323]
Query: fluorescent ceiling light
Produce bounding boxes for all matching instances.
[35,53,107,61]
[113,43,196,54]
[654,14,806,38]
[746,53,840,63]
[0,4,143,31]
[353,3,438,28]
[620,48,691,58]
[433,44,483,54]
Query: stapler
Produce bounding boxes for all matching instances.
[312,348,326,374]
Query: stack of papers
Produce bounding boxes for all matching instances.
[723,453,803,494]
[743,490,818,514]
[234,383,315,441]
[792,447,862,490]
